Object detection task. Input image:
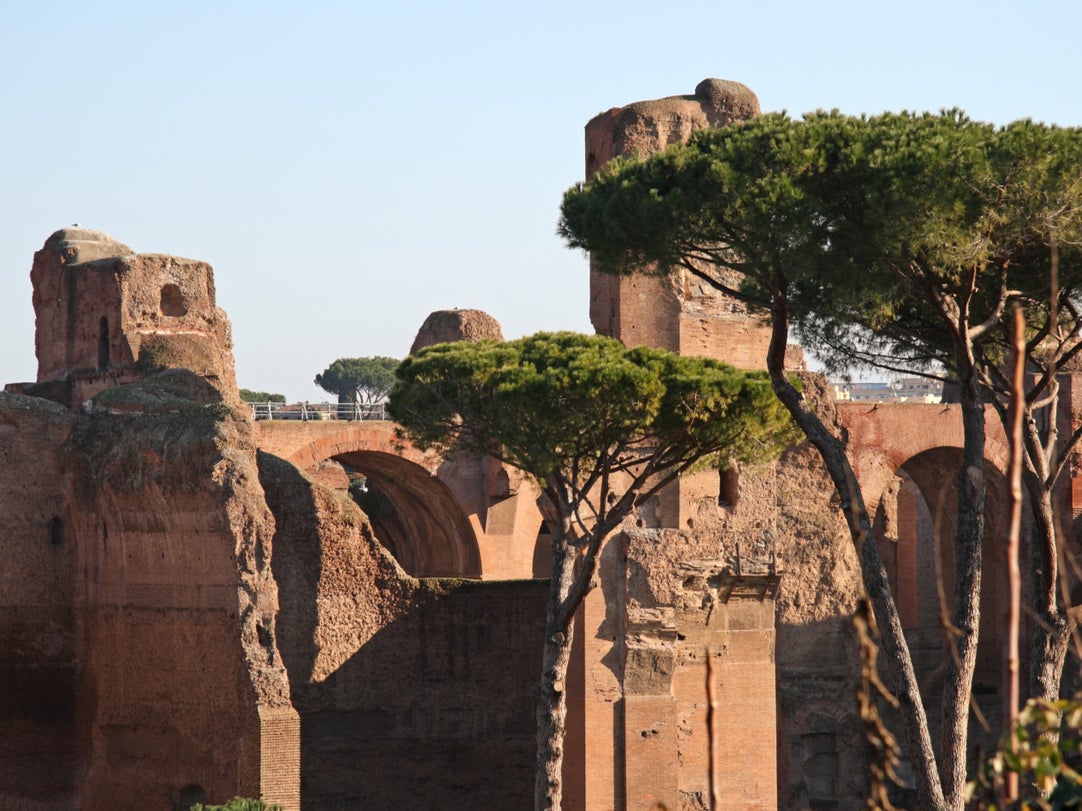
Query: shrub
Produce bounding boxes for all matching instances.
[192,798,282,811]
[967,697,1082,809]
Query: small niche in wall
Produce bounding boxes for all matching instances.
[49,516,63,547]
[98,316,110,368]
[718,465,739,508]
[160,283,188,317]
[801,731,839,808]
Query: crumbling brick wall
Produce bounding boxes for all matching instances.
[584,81,867,811]
[259,452,547,810]
[0,393,79,810]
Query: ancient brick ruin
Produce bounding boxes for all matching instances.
[1,79,1078,811]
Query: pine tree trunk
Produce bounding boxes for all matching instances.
[1026,480,1071,703]
[766,294,946,810]
[534,534,577,811]
[1031,608,1071,702]
[939,369,985,811]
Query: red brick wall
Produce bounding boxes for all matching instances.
[0,394,79,810]
[68,407,296,811]
[260,453,548,811]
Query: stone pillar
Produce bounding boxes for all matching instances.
[258,707,301,810]
[623,606,680,811]
[564,535,625,810]
[673,563,779,811]
[897,478,920,629]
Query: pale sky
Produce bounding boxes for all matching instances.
[2,1,1079,401]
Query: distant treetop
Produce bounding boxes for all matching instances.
[239,388,285,403]
[314,356,400,404]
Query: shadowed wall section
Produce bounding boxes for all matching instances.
[0,393,78,810]
[258,452,546,810]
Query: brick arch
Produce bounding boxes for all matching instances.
[836,401,1009,521]
[836,401,1018,739]
[865,438,1013,741]
[254,421,481,578]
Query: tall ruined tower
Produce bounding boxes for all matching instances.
[585,78,774,369]
[29,227,238,406]
[2,229,299,811]
[564,81,785,811]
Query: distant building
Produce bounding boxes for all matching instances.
[833,376,943,403]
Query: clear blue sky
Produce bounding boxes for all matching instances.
[2,1,1079,401]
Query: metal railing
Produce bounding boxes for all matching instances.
[248,401,390,422]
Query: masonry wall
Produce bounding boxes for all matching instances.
[30,228,238,401]
[584,80,773,372]
[259,452,547,811]
[0,392,79,811]
[673,586,778,811]
[66,381,298,811]
[582,82,870,810]
[255,419,544,580]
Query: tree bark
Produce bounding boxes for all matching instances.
[1013,410,1073,704]
[939,362,985,811]
[1003,311,1024,805]
[534,532,577,811]
[1025,474,1072,703]
[767,292,946,810]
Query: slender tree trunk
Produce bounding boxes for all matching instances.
[534,530,577,811]
[1014,409,1072,703]
[767,293,946,810]
[1003,310,1024,805]
[939,363,985,811]
[1025,475,1072,703]
[1030,606,1071,702]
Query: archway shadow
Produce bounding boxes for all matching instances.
[258,452,547,810]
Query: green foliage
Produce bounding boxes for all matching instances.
[239,388,285,403]
[191,799,281,811]
[392,331,795,807]
[559,111,1082,380]
[558,106,1082,811]
[968,697,1082,809]
[389,332,795,487]
[793,114,1082,379]
[561,110,865,303]
[314,356,400,404]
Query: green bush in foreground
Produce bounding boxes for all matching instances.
[192,798,281,811]
[968,697,1082,809]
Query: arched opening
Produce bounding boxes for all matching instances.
[174,783,206,810]
[160,283,188,317]
[873,446,1011,753]
[718,465,739,508]
[330,449,481,578]
[97,316,110,368]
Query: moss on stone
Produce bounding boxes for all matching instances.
[136,333,224,378]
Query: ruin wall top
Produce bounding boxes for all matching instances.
[29,227,237,402]
[584,78,760,179]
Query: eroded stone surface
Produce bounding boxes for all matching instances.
[0,231,295,810]
[29,227,238,407]
[1,230,551,811]
[409,308,504,354]
[580,81,864,811]
[585,81,774,370]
